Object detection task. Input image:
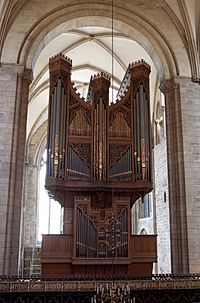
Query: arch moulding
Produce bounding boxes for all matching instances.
[0,1,192,81]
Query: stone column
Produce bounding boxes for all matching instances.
[0,64,32,275]
[161,77,200,273]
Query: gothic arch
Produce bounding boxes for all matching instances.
[0,0,194,81]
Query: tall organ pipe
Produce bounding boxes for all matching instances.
[136,91,141,179]
[140,85,145,140]
[144,94,149,180]
[51,87,57,177]
[62,93,67,178]
[59,87,64,178]
[48,91,53,176]
[49,79,68,179]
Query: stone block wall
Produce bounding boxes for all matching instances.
[177,78,200,272]
[23,122,47,245]
[154,138,171,273]
[0,67,19,275]
[22,123,47,275]
[23,165,38,247]
[23,247,41,277]
[0,64,31,275]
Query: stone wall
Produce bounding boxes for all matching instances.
[154,138,171,273]
[23,165,38,247]
[176,77,200,272]
[23,247,41,277]
[23,122,47,247]
[132,136,171,274]
[0,64,31,275]
[162,77,200,273]
[22,122,47,275]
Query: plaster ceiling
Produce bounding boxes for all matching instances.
[27,26,158,139]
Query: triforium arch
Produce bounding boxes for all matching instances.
[0,0,200,276]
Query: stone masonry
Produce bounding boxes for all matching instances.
[0,64,32,275]
[154,138,171,273]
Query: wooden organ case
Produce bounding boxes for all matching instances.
[41,53,157,277]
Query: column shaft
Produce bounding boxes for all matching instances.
[0,64,32,275]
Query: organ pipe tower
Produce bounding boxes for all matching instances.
[41,53,156,277]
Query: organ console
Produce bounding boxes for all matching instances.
[41,53,157,277]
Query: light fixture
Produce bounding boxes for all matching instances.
[92,283,135,303]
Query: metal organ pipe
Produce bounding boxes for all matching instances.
[145,94,149,181]
[145,94,151,182]
[51,87,57,177]
[109,147,132,181]
[49,79,69,179]
[140,85,145,140]
[136,92,141,180]
[62,93,67,179]
[133,97,137,181]
[59,87,64,178]
[140,84,145,180]
[48,90,53,177]
[143,92,147,180]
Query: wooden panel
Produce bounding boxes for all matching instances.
[129,235,157,258]
[127,263,153,275]
[41,235,73,257]
[42,263,72,277]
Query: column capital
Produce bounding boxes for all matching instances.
[191,74,200,84]
[160,76,199,94]
[159,78,179,94]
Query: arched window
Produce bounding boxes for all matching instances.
[37,149,63,244]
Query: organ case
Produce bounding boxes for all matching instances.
[41,53,156,277]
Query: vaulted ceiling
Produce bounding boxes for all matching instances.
[0,0,199,146]
[27,26,157,139]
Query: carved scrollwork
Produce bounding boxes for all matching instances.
[123,99,131,109]
[70,96,78,106]
[50,73,60,93]
[132,78,149,97]
[83,106,92,125]
[69,104,92,128]
[60,70,69,81]
[70,143,91,168]
[69,103,80,125]
[69,107,92,136]
[77,203,88,215]
[117,204,128,216]
[109,108,131,130]
[109,144,130,168]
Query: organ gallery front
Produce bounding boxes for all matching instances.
[41,53,157,277]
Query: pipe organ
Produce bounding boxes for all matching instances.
[41,53,157,277]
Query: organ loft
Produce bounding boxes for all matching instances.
[41,53,157,277]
